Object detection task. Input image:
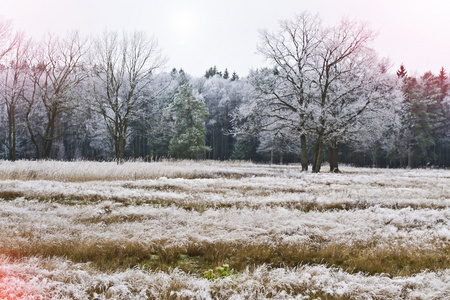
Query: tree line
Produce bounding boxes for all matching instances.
[0,13,449,171]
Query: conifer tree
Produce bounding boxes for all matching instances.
[223,68,229,79]
[397,64,408,79]
[437,67,449,103]
[168,84,210,159]
[401,76,435,167]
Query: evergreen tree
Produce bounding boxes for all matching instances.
[230,138,260,160]
[204,66,219,78]
[204,67,213,78]
[437,67,449,103]
[428,69,449,165]
[231,71,239,81]
[223,68,229,79]
[397,64,408,79]
[167,84,210,159]
[401,76,435,167]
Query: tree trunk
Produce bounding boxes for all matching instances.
[10,129,16,161]
[42,120,56,159]
[270,137,274,165]
[314,141,324,173]
[329,142,340,173]
[117,135,126,164]
[25,111,41,160]
[300,134,308,171]
[407,146,413,169]
[371,148,377,168]
[312,141,319,172]
[212,128,216,159]
[312,136,324,173]
[7,107,16,161]
[42,139,53,159]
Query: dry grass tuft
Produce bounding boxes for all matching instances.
[2,236,449,277]
[0,190,24,200]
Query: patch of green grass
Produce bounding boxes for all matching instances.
[203,264,235,280]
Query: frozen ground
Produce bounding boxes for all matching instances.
[0,160,449,299]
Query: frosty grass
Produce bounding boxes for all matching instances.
[0,160,449,299]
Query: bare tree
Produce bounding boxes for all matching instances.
[0,32,30,161]
[89,30,165,164]
[309,18,378,172]
[0,17,18,61]
[256,12,389,172]
[257,12,322,171]
[23,31,88,159]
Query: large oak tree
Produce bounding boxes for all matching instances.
[256,12,397,172]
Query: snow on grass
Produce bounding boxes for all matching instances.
[0,160,282,181]
[1,256,449,299]
[0,199,448,251]
[0,160,449,298]
[0,169,448,209]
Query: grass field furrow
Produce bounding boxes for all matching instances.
[0,161,449,299]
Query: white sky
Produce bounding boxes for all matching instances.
[1,0,449,77]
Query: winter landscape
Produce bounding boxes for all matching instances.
[1,0,450,298]
[0,160,449,299]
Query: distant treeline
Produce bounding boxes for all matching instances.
[0,15,449,170]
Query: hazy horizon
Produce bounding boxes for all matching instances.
[1,0,449,77]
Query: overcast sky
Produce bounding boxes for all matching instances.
[1,0,449,77]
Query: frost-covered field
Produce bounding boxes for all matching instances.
[0,160,449,299]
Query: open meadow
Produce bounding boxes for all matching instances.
[0,160,449,299]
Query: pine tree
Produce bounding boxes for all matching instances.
[429,68,449,165]
[401,76,435,167]
[223,68,229,79]
[397,64,408,79]
[204,67,214,78]
[205,66,220,78]
[231,71,239,81]
[168,84,210,159]
[437,67,449,104]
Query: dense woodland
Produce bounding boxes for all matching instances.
[1,14,449,171]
